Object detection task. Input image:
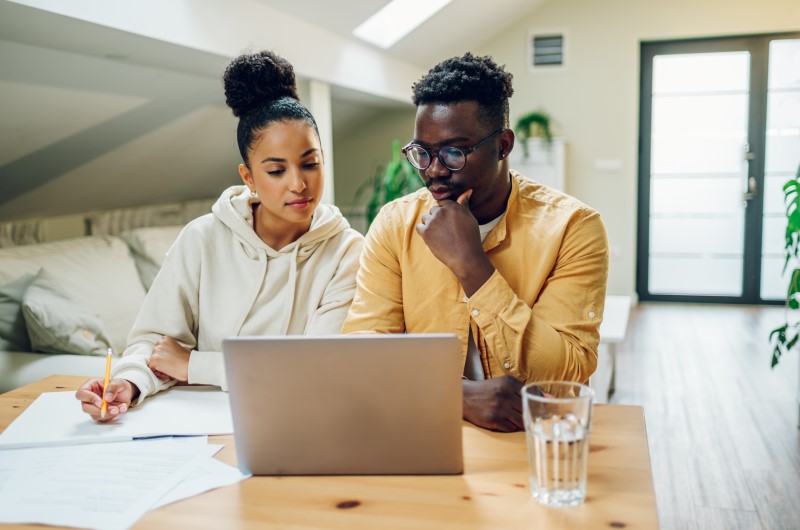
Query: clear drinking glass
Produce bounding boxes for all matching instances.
[522,381,594,507]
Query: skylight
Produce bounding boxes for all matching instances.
[352,0,452,49]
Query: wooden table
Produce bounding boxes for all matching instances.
[0,376,658,529]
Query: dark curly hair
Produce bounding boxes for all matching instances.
[223,50,319,166]
[411,52,514,130]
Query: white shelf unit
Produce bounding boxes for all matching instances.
[509,137,566,191]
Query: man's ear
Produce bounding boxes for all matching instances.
[238,163,254,191]
[499,129,515,160]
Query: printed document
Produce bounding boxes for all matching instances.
[0,439,221,530]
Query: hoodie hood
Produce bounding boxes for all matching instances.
[211,185,351,261]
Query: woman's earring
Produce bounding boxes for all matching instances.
[250,188,257,197]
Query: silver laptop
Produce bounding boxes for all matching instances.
[222,334,463,476]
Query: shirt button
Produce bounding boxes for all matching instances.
[588,311,596,319]
[471,309,479,317]
[463,296,469,303]
[503,361,511,369]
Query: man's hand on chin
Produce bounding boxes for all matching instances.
[416,189,495,296]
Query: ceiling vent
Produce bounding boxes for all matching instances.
[528,30,567,72]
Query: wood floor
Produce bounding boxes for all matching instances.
[610,302,800,530]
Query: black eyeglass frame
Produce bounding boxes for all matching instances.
[401,128,505,171]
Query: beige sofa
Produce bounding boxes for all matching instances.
[0,226,182,393]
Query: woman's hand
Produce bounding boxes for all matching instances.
[75,377,138,422]
[148,336,191,382]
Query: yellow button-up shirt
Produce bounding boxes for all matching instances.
[342,171,609,384]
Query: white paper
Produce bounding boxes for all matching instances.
[0,387,233,449]
[153,456,250,509]
[150,439,250,509]
[0,439,219,530]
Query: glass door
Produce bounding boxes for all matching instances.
[760,38,800,300]
[638,34,800,304]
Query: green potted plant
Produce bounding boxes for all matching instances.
[514,110,553,158]
[769,163,800,367]
[354,140,422,228]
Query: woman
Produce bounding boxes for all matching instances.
[76,51,364,420]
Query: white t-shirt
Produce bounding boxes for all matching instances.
[463,214,504,381]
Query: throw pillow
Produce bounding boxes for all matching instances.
[0,271,39,351]
[120,226,183,290]
[0,235,147,354]
[22,269,113,356]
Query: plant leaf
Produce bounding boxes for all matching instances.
[355,140,422,228]
[772,168,800,368]
[769,324,788,341]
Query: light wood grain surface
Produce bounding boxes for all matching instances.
[0,375,658,529]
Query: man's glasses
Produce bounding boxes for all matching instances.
[402,129,504,172]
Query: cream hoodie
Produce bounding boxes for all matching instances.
[113,185,364,401]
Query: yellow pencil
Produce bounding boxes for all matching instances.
[100,348,112,419]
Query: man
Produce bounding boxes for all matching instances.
[342,53,608,432]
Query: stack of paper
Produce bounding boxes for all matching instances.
[0,388,249,530]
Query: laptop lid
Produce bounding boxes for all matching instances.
[222,334,464,476]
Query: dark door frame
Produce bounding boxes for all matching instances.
[637,32,800,305]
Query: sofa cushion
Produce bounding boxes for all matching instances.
[0,350,110,394]
[119,225,183,290]
[22,269,113,356]
[0,271,39,351]
[0,236,146,352]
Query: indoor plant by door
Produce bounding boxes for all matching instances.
[769,163,800,368]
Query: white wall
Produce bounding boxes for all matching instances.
[333,107,417,213]
[478,0,800,297]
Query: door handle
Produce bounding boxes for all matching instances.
[743,176,758,202]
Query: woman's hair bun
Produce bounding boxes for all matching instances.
[223,51,299,118]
